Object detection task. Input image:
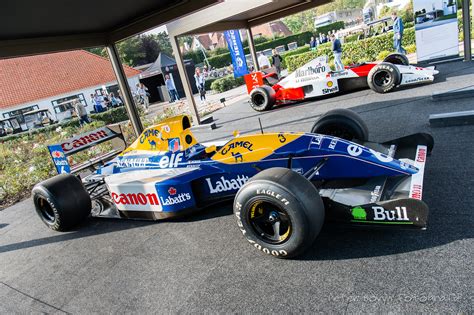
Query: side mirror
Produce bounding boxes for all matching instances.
[205,145,217,154]
[233,130,240,137]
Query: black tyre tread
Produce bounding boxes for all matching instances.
[235,168,325,258]
[32,174,91,231]
[383,53,409,66]
[249,85,276,111]
[367,62,401,93]
[311,108,369,141]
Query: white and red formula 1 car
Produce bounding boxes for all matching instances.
[244,53,439,111]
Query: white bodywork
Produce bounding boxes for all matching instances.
[277,56,439,98]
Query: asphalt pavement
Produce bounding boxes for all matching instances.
[1,60,473,314]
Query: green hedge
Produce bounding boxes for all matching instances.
[207,31,314,68]
[315,21,345,36]
[286,27,415,72]
[210,75,245,93]
[205,77,219,90]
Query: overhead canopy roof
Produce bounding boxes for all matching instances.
[0,0,219,58]
[140,53,178,79]
[167,0,331,36]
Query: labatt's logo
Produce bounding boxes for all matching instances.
[206,175,249,194]
[160,187,191,206]
[372,206,409,221]
[221,141,254,155]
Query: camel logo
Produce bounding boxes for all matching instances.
[351,206,367,220]
[148,139,157,150]
[231,152,243,162]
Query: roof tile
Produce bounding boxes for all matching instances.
[0,50,140,109]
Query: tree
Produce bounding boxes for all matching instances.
[87,33,174,67]
[153,32,173,56]
[283,9,318,33]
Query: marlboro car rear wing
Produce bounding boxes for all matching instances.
[48,125,126,174]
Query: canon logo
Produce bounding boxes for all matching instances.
[61,130,109,152]
[111,192,160,206]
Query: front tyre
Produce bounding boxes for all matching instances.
[383,53,409,66]
[310,108,369,141]
[32,174,92,231]
[234,168,325,258]
[249,85,276,111]
[368,62,401,93]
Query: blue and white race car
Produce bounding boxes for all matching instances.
[33,110,433,258]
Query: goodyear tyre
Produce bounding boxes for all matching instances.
[249,85,276,111]
[383,53,409,66]
[234,168,325,258]
[368,62,401,93]
[310,108,369,141]
[32,174,91,231]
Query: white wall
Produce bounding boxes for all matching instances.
[0,76,139,130]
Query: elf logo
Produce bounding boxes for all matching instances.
[153,153,184,168]
[372,206,409,221]
[206,175,249,194]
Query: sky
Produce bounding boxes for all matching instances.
[145,24,168,35]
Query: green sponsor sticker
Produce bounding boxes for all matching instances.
[351,206,366,220]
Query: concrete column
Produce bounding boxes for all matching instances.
[170,35,201,124]
[106,44,143,136]
[247,27,260,71]
[462,0,472,61]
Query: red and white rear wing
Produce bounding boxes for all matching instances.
[409,145,428,200]
[47,126,126,174]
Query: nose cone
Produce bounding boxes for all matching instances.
[433,69,439,75]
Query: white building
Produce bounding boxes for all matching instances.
[314,9,363,28]
[0,50,140,131]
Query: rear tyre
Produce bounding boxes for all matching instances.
[383,53,409,66]
[234,168,325,258]
[32,174,92,231]
[368,62,401,93]
[310,108,369,141]
[249,85,276,111]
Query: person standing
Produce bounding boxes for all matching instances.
[330,34,344,71]
[73,100,90,125]
[257,52,271,70]
[271,49,283,78]
[194,67,206,105]
[165,74,179,103]
[92,93,104,113]
[392,11,406,54]
[309,36,317,50]
[136,83,150,110]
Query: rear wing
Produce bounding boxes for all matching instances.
[48,125,126,174]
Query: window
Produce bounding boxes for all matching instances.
[52,94,87,114]
[95,84,119,96]
[2,105,39,124]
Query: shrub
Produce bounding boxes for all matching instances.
[286,27,416,72]
[405,44,417,54]
[204,77,219,90]
[207,53,233,68]
[377,50,392,61]
[90,106,130,124]
[183,50,205,65]
[344,33,362,43]
[210,75,245,93]
[207,31,314,68]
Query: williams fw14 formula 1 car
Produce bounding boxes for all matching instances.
[245,53,439,111]
[33,111,433,258]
